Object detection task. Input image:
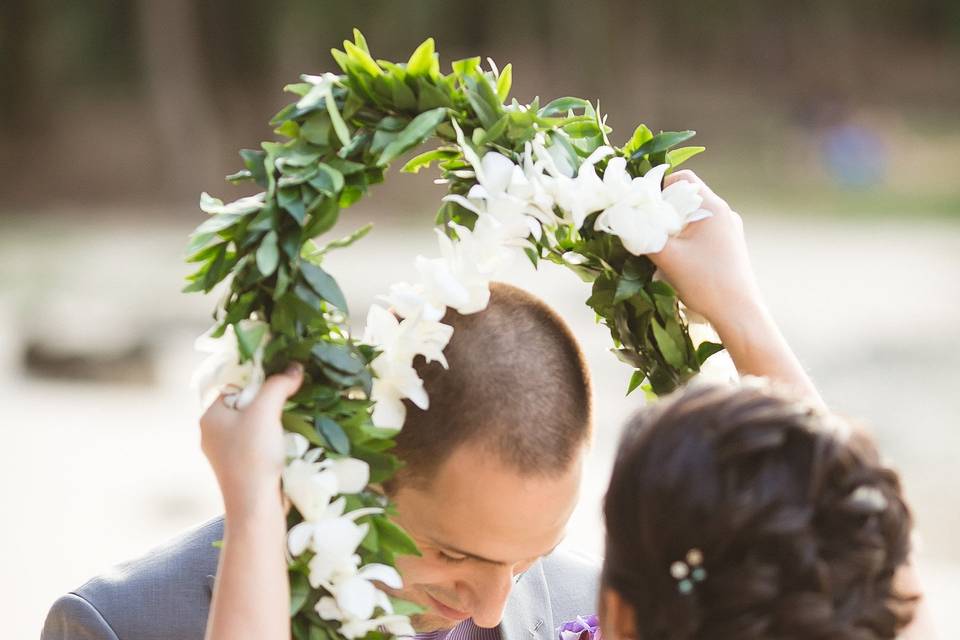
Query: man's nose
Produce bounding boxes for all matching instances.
[467,565,516,629]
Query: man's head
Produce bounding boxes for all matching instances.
[384,282,593,631]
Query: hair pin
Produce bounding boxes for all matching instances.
[670,548,707,594]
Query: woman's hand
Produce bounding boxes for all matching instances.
[650,170,764,332]
[651,171,823,405]
[200,362,303,517]
[201,362,303,640]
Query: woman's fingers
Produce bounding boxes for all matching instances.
[665,169,730,216]
[250,363,304,416]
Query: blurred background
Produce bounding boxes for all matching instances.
[1,1,958,636]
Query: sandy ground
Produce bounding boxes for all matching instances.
[1,208,958,637]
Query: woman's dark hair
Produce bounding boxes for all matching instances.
[603,382,916,639]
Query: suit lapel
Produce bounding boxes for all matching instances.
[498,560,554,640]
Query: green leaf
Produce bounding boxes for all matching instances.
[289,571,310,615]
[370,129,398,156]
[496,63,512,102]
[278,187,306,225]
[312,341,365,374]
[651,319,686,369]
[309,223,373,256]
[308,163,345,195]
[315,415,351,454]
[479,115,510,146]
[627,370,645,395]
[283,412,325,446]
[375,518,421,556]
[623,124,653,157]
[614,277,645,304]
[696,341,725,365]
[194,213,243,235]
[451,56,481,78]
[417,79,454,110]
[343,41,383,77]
[391,77,417,109]
[300,112,331,146]
[352,28,370,53]
[326,158,366,175]
[407,38,437,77]
[377,107,448,166]
[300,262,348,312]
[666,146,706,169]
[401,147,457,174]
[338,186,364,208]
[256,230,280,276]
[539,97,591,117]
[235,322,267,361]
[325,91,351,147]
[464,75,501,129]
[629,130,697,161]
[303,196,340,241]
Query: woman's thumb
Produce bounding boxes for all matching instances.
[255,362,304,410]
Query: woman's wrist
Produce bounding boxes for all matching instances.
[709,295,776,355]
[223,481,285,524]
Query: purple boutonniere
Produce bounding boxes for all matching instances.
[558,615,601,640]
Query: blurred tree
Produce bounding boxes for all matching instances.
[135,0,222,194]
[0,0,40,132]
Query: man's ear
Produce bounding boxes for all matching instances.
[599,587,637,640]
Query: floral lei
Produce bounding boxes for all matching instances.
[186,30,731,640]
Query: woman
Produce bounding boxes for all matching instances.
[600,381,920,639]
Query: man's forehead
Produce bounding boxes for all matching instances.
[394,447,581,562]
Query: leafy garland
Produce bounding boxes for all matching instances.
[185,30,726,640]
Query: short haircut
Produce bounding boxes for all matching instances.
[392,282,592,484]
[603,382,916,639]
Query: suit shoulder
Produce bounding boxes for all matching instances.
[541,547,601,620]
[540,547,600,583]
[70,515,224,640]
[77,515,223,595]
[42,593,120,640]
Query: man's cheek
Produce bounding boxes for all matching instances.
[395,554,459,588]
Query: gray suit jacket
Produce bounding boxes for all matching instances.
[42,516,600,640]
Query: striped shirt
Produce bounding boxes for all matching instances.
[415,620,501,640]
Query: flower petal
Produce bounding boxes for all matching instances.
[330,458,370,494]
[358,563,404,589]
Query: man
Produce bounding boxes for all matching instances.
[42,282,600,640]
[41,171,831,639]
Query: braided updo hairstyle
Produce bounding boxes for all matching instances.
[602,383,916,640]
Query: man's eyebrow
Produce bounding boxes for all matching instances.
[432,539,565,566]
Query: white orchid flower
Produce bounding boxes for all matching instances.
[530,132,575,179]
[333,563,403,621]
[287,493,381,556]
[313,563,408,637]
[363,305,448,428]
[190,320,268,410]
[282,458,340,523]
[593,163,711,255]
[282,453,371,524]
[542,146,617,229]
[304,520,369,586]
[445,120,556,243]
[284,432,310,460]
[410,224,508,316]
[371,284,459,358]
